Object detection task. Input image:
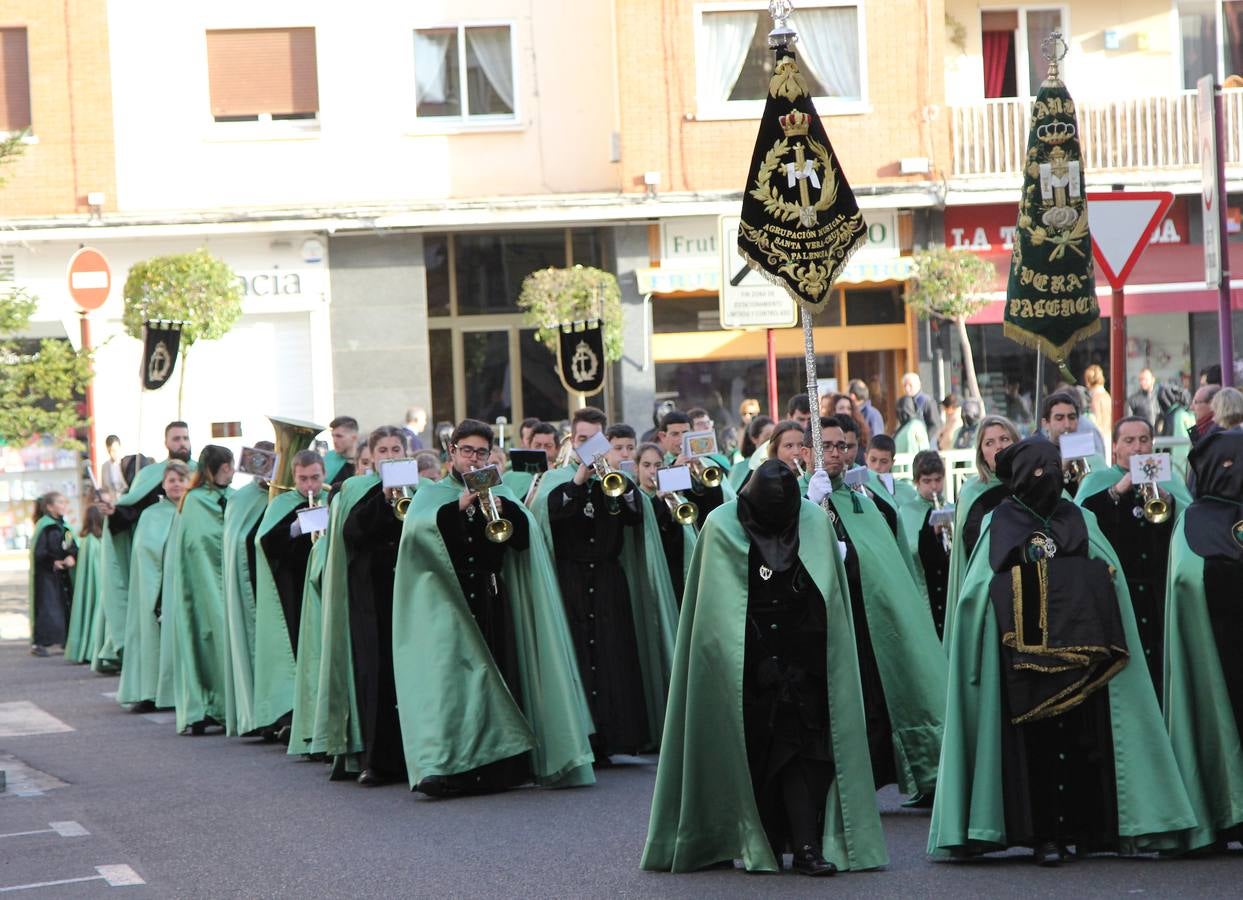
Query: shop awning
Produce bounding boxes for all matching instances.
[636,255,915,296]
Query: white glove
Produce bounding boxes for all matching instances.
[807,470,832,505]
[289,518,304,538]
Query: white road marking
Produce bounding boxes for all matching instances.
[100,692,118,701]
[0,702,74,738]
[0,821,88,839]
[140,713,174,726]
[0,865,144,893]
[0,754,69,797]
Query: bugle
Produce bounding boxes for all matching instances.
[664,492,698,527]
[466,466,513,543]
[591,457,628,499]
[688,456,723,490]
[1135,481,1171,524]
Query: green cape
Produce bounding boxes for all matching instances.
[96,459,183,667]
[727,457,751,491]
[116,499,177,705]
[1163,517,1243,851]
[65,533,103,663]
[252,488,329,730]
[155,513,184,710]
[531,468,680,745]
[303,474,377,759]
[1073,463,1192,511]
[865,469,919,514]
[641,500,888,873]
[825,480,946,794]
[1167,407,1196,477]
[928,506,1196,856]
[221,482,270,736]
[895,420,930,454]
[502,469,535,503]
[898,494,936,604]
[391,475,595,788]
[29,515,74,643]
[324,450,348,483]
[287,529,329,752]
[169,485,233,732]
[942,474,1001,657]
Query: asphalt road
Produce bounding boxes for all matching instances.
[2,571,1240,898]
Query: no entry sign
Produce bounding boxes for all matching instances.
[67,247,112,311]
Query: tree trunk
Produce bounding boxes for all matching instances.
[954,315,983,411]
[177,347,188,419]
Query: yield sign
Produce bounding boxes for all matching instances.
[1087,191,1174,290]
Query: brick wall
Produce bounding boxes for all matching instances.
[616,0,949,194]
[0,0,116,217]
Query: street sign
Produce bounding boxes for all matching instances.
[718,215,798,329]
[66,247,112,311]
[1087,191,1174,290]
[1198,75,1222,286]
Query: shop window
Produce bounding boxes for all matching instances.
[520,330,568,423]
[696,3,864,118]
[1179,1,1243,89]
[206,28,319,123]
[424,235,451,317]
[844,287,904,326]
[653,296,719,333]
[980,8,1064,99]
[462,330,512,422]
[570,228,607,269]
[0,28,31,134]
[415,24,515,121]
[454,231,566,315]
[428,328,455,428]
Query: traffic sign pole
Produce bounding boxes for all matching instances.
[1211,84,1235,386]
[1110,287,1126,424]
[66,247,112,484]
[80,312,96,478]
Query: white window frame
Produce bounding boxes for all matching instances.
[981,4,1071,100]
[409,20,521,133]
[692,0,870,120]
[1172,0,1236,90]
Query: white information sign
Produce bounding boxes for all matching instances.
[718,215,798,329]
[1198,75,1222,287]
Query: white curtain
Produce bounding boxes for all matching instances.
[794,7,861,99]
[415,30,453,105]
[699,11,758,102]
[467,26,515,112]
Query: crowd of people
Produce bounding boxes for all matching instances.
[23,367,1243,878]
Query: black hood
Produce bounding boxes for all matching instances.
[995,436,1064,519]
[1186,431,1243,562]
[737,459,802,572]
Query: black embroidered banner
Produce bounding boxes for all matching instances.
[140,320,182,391]
[556,320,605,396]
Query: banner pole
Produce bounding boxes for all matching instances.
[801,305,823,474]
[1033,352,1044,436]
[766,327,779,418]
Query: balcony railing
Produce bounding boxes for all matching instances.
[951,89,1243,178]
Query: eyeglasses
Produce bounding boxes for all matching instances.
[454,445,491,459]
[823,441,851,453]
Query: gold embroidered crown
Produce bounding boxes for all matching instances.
[779,111,810,137]
[1035,121,1076,146]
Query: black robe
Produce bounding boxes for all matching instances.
[824,496,896,789]
[648,494,686,603]
[915,514,951,640]
[431,482,533,791]
[342,486,406,780]
[259,503,314,654]
[1081,487,1177,696]
[689,482,726,528]
[32,518,74,647]
[743,547,832,853]
[547,478,650,757]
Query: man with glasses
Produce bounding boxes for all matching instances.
[804,415,946,806]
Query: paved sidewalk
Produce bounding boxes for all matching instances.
[0,565,28,642]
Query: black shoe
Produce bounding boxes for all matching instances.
[416,775,463,799]
[1033,842,1063,866]
[130,700,156,714]
[328,756,352,782]
[357,769,387,787]
[189,721,208,736]
[902,791,934,809]
[30,645,48,657]
[791,845,837,877]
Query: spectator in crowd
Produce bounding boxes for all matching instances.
[902,372,941,445]
[848,378,885,438]
[1211,386,1243,431]
[518,417,541,448]
[1191,385,1223,445]
[1126,368,1159,430]
[938,395,963,452]
[1083,364,1112,440]
[830,393,871,465]
[1199,364,1222,386]
[99,434,128,499]
[403,406,427,451]
[738,398,760,430]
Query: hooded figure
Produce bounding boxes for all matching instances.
[893,397,930,455]
[1163,431,1243,852]
[642,461,887,876]
[1158,384,1196,476]
[930,437,1194,865]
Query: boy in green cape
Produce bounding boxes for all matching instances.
[221,469,271,736]
[95,421,193,672]
[117,463,190,710]
[252,450,329,736]
[29,492,76,656]
[929,437,1194,865]
[863,434,918,521]
[167,445,234,735]
[1163,431,1243,853]
[1075,416,1191,695]
[642,461,887,876]
[898,451,953,641]
[804,416,946,801]
[392,419,594,796]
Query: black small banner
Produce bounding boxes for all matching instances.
[556,320,605,396]
[736,44,866,313]
[141,320,182,391]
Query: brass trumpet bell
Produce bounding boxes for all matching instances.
[601,470,628,498]
[485,517,514,543]
[1137,482,1171,524]
[393,494,412,520]
[691,457,723,489]
[664,492,698,526]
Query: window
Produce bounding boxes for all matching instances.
[454,230,565,315]
[980,7,1065,99]
[1179,1,1243,89]
[695,2,865,118]
[415,24,515,121]
[206,28,319,123]
[0,28,31,134]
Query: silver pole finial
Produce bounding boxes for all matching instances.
[1040,30,1068,85]
[768,0,797,49]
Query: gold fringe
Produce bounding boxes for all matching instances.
[736,221,870,318]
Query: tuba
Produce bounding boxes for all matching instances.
[1135,481,1171,524]
[267,415,327,502]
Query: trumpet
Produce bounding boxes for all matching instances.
[591,457,628,499]
[1135,481,1171,524]
[933,492,954,554]
[391,486,414,520]
[663,492,698,527]
[688,457,723,492]
[306,490,323,545]
[470,467,513,543]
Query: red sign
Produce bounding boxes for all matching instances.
[1087,191,1175,290]
[944,198,1188,254]
[67,247,112,311]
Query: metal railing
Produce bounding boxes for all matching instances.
[951,89,1243,177]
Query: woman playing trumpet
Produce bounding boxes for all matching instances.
[636,442,697,603]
